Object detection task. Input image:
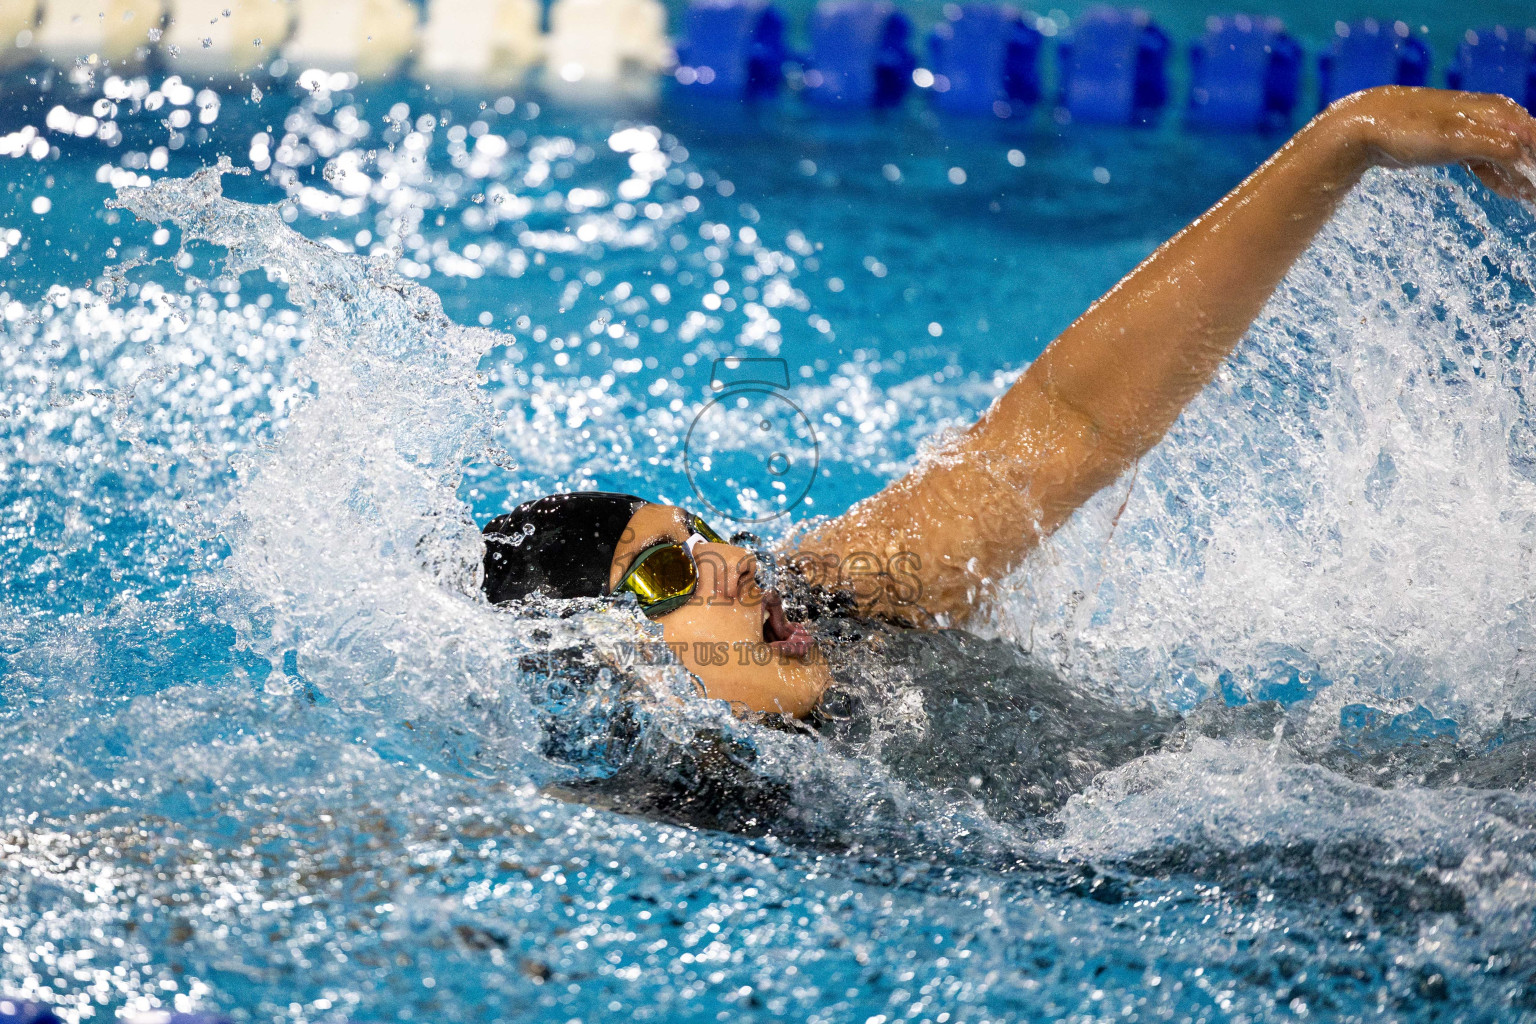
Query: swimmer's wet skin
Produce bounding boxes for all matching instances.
[485,86,1536,720]
[485,493,831,716]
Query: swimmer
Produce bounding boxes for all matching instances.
[485,87,1536,721]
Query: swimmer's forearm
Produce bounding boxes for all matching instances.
[796,89,1536,625]
[1020,110,1364,451]
[987,88,1536,506]
[789,115,1364,621]
[961,106,1366,524]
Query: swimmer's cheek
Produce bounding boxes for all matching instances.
[686,650,832,719]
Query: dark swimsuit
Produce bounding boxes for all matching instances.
[536,577,1202,836]
[534,578,1536,840]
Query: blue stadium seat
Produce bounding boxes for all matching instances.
[0,1001,59,1024]
[676,0,789,100]
[804,1,916,108]
[1446,25,1536,112]
[1057,6,1170,125]
[1187,14,1301,131]
[926,3,1043,117]
[1317,18,1431,109]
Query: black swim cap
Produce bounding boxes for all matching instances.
[482,492,647,604]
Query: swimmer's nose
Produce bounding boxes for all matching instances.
[693,543,756,602]
[734,551,758,600]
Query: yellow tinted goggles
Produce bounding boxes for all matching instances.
[614,514,726,618]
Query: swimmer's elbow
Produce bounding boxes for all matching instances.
[1034,369,1177,473]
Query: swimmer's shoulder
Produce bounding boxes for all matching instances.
[773,557,944,632]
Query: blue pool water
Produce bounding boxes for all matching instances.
[7,9,1536,1024]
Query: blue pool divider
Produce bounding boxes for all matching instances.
[925,3,1042,117]
[1187,14,1301,131]
[675,0,789,100]
[1317,18,1431,109]
[13,0,1536,131]
[1056,5,1170,125]
[803,0,915,108]
[1446,25,1536,112]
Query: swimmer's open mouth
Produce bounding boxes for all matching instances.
[762,589,814,658]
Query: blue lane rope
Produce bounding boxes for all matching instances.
[1447,25,1536,113]
[802,0,915,108]
[6,1,1536,127]
[1317,18,1432,110]
[1056,5,1170,126]
[1187,14,1301,132]
[676,0,790,100]
[926,3,1042,118]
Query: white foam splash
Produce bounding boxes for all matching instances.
[104,159,674,767]
[996,168,1536,730]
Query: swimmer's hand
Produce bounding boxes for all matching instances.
[1328,86,1536,203]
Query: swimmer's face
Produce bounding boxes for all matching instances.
[608,503,828,717]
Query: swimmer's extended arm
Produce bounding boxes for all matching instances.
[794,87,1536,624]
